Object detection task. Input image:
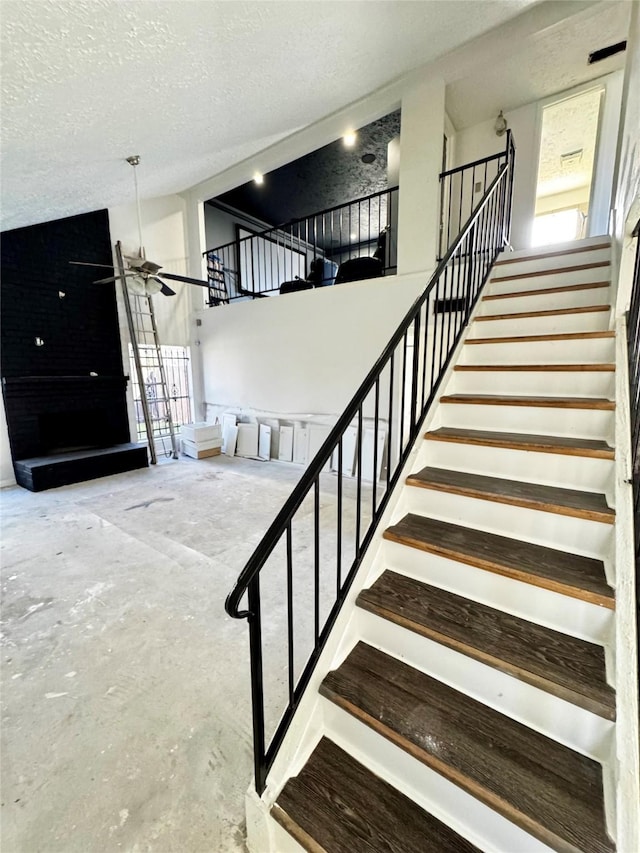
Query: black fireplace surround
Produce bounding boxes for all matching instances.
[1,208,148,490]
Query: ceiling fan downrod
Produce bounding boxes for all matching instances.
[126,154,144,256]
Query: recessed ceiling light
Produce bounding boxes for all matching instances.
[361,153,376,164]
[254,173,264,185]
[343,132,357,148]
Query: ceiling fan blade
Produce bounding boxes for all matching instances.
[150,277,176,297]
[94,274,134,285]
[160,272,210,288]
[70,261,117,269]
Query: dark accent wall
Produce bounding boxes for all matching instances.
[1,209,131,461]
[213,110,401,227]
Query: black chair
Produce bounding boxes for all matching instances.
[334,256,384,285]
[279,278,314,295]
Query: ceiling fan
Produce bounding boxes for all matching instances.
[70,155,211,297]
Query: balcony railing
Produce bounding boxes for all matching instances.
[439,143,513,259]
[204,186,399,303]
[225,131,515,795]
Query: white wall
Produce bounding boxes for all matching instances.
[108,194,193,348]
[198,272,427,416]
[108,194,195,438]
[397,78,446,273]
[205,203,273,253]
[612,2,640,315]
[453,71,624,250]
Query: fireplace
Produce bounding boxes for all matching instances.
[39,408,114,454]
[2,376,148,491]
[1,208,148,490]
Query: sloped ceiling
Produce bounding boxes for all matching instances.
[445,1,630,129]
[0,0,539,232]
[212,110,401,226]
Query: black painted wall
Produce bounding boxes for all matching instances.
[1,209,131,460]
[213,110,401,227]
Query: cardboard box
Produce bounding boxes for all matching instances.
[181,441,221,460]
[180,422,222,443]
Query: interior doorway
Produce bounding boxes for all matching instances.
[532,87,603,247]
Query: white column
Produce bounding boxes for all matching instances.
[396,77,446,275]
[184,194,208,421]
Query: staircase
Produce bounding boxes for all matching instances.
[263,237,626,852]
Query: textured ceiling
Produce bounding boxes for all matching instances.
[446,1,630,129]
[0,0,539,232]
[212,110,402,227]
[536,88,602,198]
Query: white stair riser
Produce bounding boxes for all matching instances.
[356,609,612,760]
[322,700,558,853]
[488,268,610,297]
[450,369,615,398]
[383,539,613,644]
[418,438,614,496]
[402,486,614,560]
[493,246,611,278]
[480,285,611,314]
[469,310,610,338]
[460,337,615,365]
[438,401,614,440]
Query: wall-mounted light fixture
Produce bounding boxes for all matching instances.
[343,131,357,148]
[253,173,264,185]
[494,110,508,137]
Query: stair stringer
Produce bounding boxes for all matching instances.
[611,314,640,852]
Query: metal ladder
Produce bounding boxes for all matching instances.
[116,241,179,464]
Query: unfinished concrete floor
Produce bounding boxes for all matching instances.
[1,453,351,853]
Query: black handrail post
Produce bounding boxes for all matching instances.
[247,575,267,795]
[410,311,421,436]
[467,223,476,304]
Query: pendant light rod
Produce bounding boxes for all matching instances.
[126,154,144,252]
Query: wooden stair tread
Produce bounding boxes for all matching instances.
[321,643,615,853]
[484,281,610,301]
[477,304,610,321]
[492,260,610,282]
[494,242,610,266]
[466,330,615,344]
[274,737,479,853]
[455,363,615,372]
[382,514,613,607]
[440,393,615,410]
[407,466,614,523]
[357,571,615,719]
[425,427,615,459]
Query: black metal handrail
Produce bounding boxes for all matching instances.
[627,218,640,600]
[439,146,510,259]
[204,186,399,302]
[226,131,515,795]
